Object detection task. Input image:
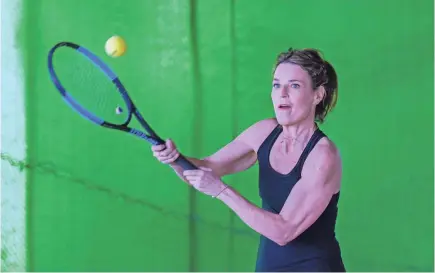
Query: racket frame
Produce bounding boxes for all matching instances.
[48,41,197,170]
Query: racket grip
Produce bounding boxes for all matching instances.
[174,154,198,170]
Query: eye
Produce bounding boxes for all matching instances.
[290,83,300,89]
[273,83,280,88]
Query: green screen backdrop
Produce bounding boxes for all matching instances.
[1,0,433,271]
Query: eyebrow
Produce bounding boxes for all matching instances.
[273,78,303,83]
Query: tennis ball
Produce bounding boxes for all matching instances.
[105,36,126,57]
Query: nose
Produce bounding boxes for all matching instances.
[280,84,289,98]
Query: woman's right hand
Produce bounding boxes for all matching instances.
[151,139,180,165]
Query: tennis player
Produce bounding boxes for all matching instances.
[152,48,346,272]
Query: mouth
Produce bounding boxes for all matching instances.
[278,103,291,110]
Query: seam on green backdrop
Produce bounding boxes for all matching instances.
[228,0,237,270]
[1,0,27,271]
[188,0,202,271]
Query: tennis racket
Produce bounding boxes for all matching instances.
[47,41,197,170]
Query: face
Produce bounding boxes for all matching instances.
[271,63,324,126]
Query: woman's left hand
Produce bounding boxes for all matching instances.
[183,167,227,197]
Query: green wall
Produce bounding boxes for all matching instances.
[2,0,433,271]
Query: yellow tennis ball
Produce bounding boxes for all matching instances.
[105,36,126,57]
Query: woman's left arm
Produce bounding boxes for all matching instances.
[184,143,341,246]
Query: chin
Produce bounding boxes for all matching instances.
[276,117,297,126]
[276,112,310,126]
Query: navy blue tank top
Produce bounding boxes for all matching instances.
[255,125,345,272]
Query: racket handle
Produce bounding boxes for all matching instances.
[149,136,197,169]
[174,154,198,170]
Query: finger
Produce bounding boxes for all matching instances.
[153,151,165,158]
[189,180,200,188]
[159,140,177,157]
[183,170,201,176]
[159,147,174,157]
[166,139,176,149]
[151,144,166,152]
[161,141,179,157]
[160,149,179,161]
[199,166,212,172]
[167,150,180,161]
[161,158,173,164]
[184,174,196,179]
[161,153,180,164]
[184,175,199,181]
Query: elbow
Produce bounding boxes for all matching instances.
[274,239,287,247]
[274,233,293,246]
[270,220,295,246]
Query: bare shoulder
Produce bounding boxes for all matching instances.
[236,117,278,153]
[302,136,342,191]
[312,137,341,164]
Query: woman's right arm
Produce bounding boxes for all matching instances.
[152,138,256,183]
[152,118,277,182]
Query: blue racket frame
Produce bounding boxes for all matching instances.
[48,41,197,170]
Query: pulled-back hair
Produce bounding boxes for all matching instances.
[273,48,338,123]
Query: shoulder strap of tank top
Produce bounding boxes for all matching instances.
[257,124,282,158]
[293,128,326,173]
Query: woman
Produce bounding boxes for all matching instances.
[152,48,346,272]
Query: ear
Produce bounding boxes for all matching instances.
[313,85,326,106]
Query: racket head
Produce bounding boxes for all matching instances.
[47,41,133,128]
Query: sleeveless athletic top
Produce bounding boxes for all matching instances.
[255,125,345,272]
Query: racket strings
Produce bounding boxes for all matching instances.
[52,47,129,125]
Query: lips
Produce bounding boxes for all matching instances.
[278,104,291,109]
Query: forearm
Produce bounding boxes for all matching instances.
[216,186,288,245]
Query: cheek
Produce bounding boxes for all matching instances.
[293,92,310,104]
[271,92,279,104]
[292,93,314,110]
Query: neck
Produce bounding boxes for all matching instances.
[279,121,317,154]
[281,119,317,140]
